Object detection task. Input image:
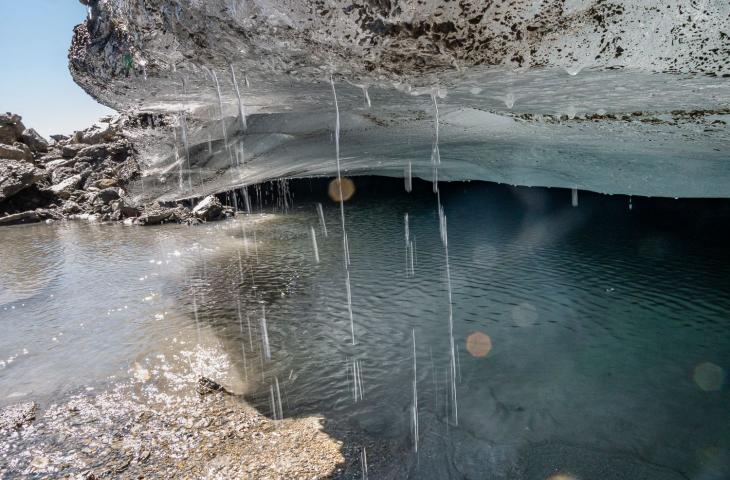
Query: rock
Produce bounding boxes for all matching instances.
[44,158,76,171]
[96,187,120,204]
[79,121,118,144]
[21,128,49,153]
[49,174,85,199]
[0,401,37,431]
[76,144,110,162]
[95,177,118,189]
[62,200,82,214]
[0,160,45,201]
[135,203,191,225]
[110,198,139,218]
[0,210,41,225]
[0,113,25,145]
[192,195,224,221]
[62,143,85,158]
[50,134,69,143]
[0,143,33,161]
[51,166,77,184]
[196,377,231,396]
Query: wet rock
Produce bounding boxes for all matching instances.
[0,159,45,201]
[196,377,231,396]
[110,198,139,220]
[21,128,49,153]
[192,195,224,221]
[62,143,86,158]
[49,173,85,199]
[135,203,190,225]
[0,402,36,430]
[0,113,25,145]
[0,210,41,225]
[0,142,33,161]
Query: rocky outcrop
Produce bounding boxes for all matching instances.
[0,160,45,202]
[0,113,145,226]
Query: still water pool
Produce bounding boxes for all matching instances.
[1,178,729,479]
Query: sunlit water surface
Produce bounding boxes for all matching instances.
[1,179,729,479]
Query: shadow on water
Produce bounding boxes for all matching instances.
[187,176,730,480]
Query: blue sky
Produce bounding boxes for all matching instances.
[0,0,115,139]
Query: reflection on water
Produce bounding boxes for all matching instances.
[2,178,730,479]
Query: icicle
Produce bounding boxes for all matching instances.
[412,329,419,454]
[405,161,413,193]
[629,195,633,211]
[260,305,271,361]
[361,447,369,480]
[316,203,328,237]
[572,188,579,207]
[274,377,284,420]
[310,227,320,264]
[331,75,356,346]
[362,86,371,108]
[269,385,277,419]
[230,64,247,132]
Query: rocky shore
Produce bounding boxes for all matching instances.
[0,347,350,479]
[0,112,231,227]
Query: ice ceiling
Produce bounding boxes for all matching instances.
[70,0,730,199]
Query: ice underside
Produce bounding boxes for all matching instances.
[71,0,730,200]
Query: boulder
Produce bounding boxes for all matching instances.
[110,198,139,219]
[79,121,118,144]
[61,143,85,158]
[0,143,32,161]
[51,166,77,184]
[21,128,49,153]
[0,113,25,145]
[49,174,85,199]
[0,160,45,201]
[96,187,120,204]
[192,195,224,221]
[50,134,69,143]
[76,144,110,162]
